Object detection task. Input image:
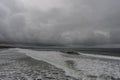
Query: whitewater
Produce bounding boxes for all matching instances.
[4,48,120,79]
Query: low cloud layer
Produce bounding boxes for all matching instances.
[0,0,120,47]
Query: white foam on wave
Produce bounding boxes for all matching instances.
[79,52,120,60]
[6,48,120,79]
[17,48,79,78]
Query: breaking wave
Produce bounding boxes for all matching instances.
[4,48,120,79]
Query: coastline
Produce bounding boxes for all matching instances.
[0,48,76,80]
[22,49,120,79]
[1,48,120,80]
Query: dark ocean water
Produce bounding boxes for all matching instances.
[0,46,120,57]
[32,48,120,57]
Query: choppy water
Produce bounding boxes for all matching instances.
[12,48,120,79]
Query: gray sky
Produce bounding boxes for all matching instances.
[0,0,120,47]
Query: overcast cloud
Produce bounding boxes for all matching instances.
[0,0,120,47]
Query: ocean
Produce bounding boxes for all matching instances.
[0,48,120,80]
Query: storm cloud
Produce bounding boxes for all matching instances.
[0,0,120,47]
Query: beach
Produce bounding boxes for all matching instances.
[0,48,76,80]
[0,48,120,80]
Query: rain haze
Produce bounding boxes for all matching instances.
[1,1,120,80]
[0,0,120,47]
